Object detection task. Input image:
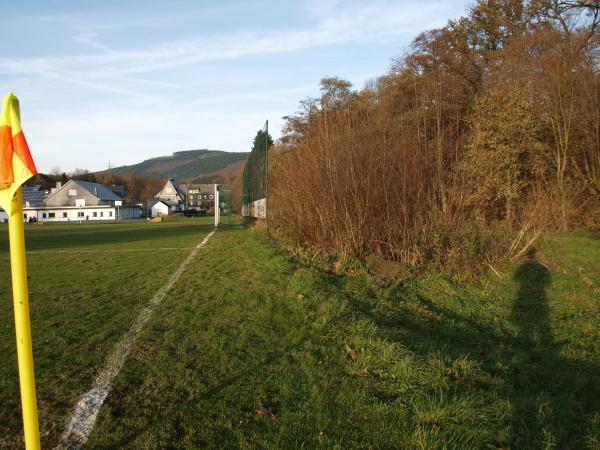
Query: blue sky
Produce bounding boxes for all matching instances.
[1,0,470,173]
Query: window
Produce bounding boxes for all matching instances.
[25,201,30,207]
[63,212,67,218]
[93,212,97,217]
[42,213,47,219]
[23,214,27,219]
[109,211,113,217]
[189,195,194,200]
[100,212,104,217]
[68,189,77,196]
[209,195,213,199]
[78,212,84,218]
[49,213,55,218]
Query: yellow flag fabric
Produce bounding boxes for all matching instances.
[0,92,37,215]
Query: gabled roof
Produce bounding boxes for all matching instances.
[148,199,168,208]
[45,179,122,203]
[156,178,186,200]
[74,180,123,201]
[172,180,186,198]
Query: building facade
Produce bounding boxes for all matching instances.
[148,178,187,216]
[149,200,169,217]
[1,181,143,222]
[147,179,218,216]
[185,184,216,212]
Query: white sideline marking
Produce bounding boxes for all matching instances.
[57,230,216,449]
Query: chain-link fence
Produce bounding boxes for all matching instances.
[216,184,235,225]
[242,121,271,219]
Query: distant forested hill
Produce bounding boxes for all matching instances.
[108,149,248,182]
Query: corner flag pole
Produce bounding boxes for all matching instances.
[8,188,40,450]
[0,92,41,450]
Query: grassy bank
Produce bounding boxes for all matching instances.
[0,219,213,449]
[87,226,600,449]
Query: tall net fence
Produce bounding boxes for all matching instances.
[242,121,270,219]
[216,184,235,225]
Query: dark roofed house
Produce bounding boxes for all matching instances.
[1,180,141,223]
[7,180,142,222]
[45,180,123,207]
[149,178,186,216]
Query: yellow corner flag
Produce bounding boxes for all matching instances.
[0,92,40,450]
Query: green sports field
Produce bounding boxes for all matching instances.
[0,219,214,449]
[1,221,599,449]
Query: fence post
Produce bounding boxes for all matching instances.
[214,184,219,227]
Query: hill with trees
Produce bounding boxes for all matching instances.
[108,149,248,184]
[27,150,248,206]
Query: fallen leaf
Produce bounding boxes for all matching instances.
[254,406,275,417]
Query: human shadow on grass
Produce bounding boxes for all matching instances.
[510,252,554,447]
[341,253,600,448]
[508,251,600,448]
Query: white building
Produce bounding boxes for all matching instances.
[148,178,187,216]
[148,199,169,217]
[1,181,142,222]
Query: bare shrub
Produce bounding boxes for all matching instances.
[264,0,599,272]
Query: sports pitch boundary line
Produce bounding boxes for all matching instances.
[57,230,216,449]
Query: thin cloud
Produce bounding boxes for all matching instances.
[72,32,112,52]
[3,0,469,171]
[2,1,454,79]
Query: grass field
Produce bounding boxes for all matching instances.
[1,222,599,449]
[0,218,214,449]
